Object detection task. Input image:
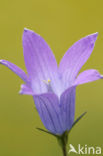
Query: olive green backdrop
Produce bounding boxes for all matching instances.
[0,0,103,155]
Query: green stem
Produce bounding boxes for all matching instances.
[57,131,68,156]
[62,142,67,156]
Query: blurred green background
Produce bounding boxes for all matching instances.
[0,0,103,155]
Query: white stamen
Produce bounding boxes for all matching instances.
[43,79,51,85]
[43,79,52,92]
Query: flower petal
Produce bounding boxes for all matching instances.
[33,93,64,134]
[0,60,29,83]
[19,84,33,95]
[60,86,76,131]
[74,69,103,86]
[23,28,61,95]
[59,33,98,90]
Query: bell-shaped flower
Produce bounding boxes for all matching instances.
[0,29,102,135]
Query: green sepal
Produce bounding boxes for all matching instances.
[69,111,87,133]
[36,127,69,146]
[36,127,59,138]
[36,112,87,156]
[36,112,87,137]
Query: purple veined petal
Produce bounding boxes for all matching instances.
[33,93,64,134]
[19,84,34,95]
[23,28,62,96]
[0,60,29,83]
[74,69,103,86]
[59,33,98,90]
[60,86,76,131]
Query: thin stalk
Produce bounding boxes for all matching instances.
[62,142,67,156]
[57,131,68,156]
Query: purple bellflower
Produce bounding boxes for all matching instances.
[0,29,102,135]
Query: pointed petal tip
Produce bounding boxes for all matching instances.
[92,32,98,39]
[100,75,103,79]
[0,60,2,63]
[88,32,98,37]
[23,28,40,38]
[24,27,29,31]
[19,90,22,94]
[87,32,98,43]
[23,28,34,42]
[0,59,3,62]
[24,28,33,33]
[19,89,24,95]
[19,84,23,94]
[19,90,26,95]
[82,32,98,49]
[23,28,34,36]
[0,60,7,65]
